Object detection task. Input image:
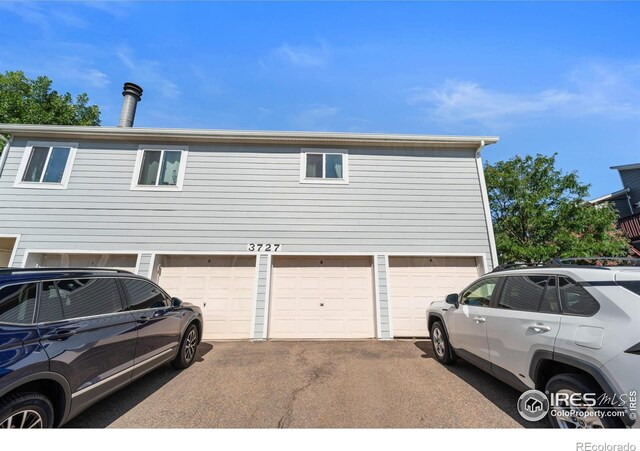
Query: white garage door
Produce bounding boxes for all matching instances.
[269,256,375,339]
[389,256,480,337]
[158,255,256,340]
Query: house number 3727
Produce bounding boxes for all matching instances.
[247,243,282,252]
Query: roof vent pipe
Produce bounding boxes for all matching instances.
[118,82,143,127]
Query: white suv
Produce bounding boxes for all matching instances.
[427,259,640,429]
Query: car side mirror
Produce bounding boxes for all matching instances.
[445,293,459,308]
[171,297,183,309]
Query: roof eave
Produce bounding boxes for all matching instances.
[611,163,640,171]
[588,187,630,204]
[0,124,499,148]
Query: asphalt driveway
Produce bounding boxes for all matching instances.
[66,340,545,428]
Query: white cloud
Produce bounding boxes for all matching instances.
[409,62,640,127]
[79,68,110,88]
[408,81,575,125]
[117,47,180,99]
[266,41,329,68]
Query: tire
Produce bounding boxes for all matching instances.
[430,321,456,365]
[545,373,624,429]
[171,322,199,369]
[0,392,54,429]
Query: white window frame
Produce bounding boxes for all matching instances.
[131,144,189,191]
[299,148,349,185]
[14,141,78,190]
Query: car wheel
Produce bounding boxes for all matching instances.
[172,323,200,369]
[545,374,624,429]
[430,321,456,365]
[0,392,54,429]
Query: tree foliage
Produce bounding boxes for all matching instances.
[485,153,629,264]
[0,70,100,127]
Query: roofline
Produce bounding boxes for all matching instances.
[611,163,640,171]
[588,187,630,204]
[0,124,499,148]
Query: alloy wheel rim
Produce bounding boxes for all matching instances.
[432,327,445,358]
[0,409,44,429]
[552,389,605,429]
[184,328,197,362]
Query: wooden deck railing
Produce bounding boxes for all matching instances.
[619,212,640,241]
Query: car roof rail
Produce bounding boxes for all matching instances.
[491,257,640,273]
[0,267,134,275]
[491,262,547,272]
[547,257,640,268]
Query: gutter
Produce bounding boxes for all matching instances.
[0,134,10,178]
[0,124,499,149]
[475,140,500,269]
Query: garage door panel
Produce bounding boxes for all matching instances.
[158,255,256,340]
[269,256,375,339]
[390,256,479,337]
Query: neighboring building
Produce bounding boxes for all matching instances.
[0,83,499,340]
[589,163,640,254]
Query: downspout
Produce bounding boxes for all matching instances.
[475,140,499,270]
[0,134,11,178]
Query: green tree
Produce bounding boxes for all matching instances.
[485,153,629,264]
[0,70,100,127]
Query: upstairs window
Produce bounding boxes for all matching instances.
[132,145,188,190]
[15,142,77,189]
[300,149,348,184]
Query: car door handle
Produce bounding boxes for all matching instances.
[528,324,552,333]
[473,316,486,323]
[43,329,77,340]
[136,316,162,324]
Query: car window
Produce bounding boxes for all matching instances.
[558,277,599,316]
[38,281,65,323]
[122,279,168,310]
[539,277,560,314]
[460,278,498,307]
[53,278,124,320]
[0,283,37,324]
[498,276,548,312]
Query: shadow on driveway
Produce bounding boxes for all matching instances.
[66,343,214,428]
[414,340,548,428]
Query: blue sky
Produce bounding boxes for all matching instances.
[1,1,639,197]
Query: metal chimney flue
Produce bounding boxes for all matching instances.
[118,82,143,127]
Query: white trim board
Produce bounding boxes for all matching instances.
[21,249,141,269]
[475,150,499,269]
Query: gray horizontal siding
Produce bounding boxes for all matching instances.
[0,139,493,261]
[137,253,152,276]
[620,169,640,215]
[253,254,269,339]
[376,255,391,339]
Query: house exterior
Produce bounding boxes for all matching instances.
[0,88,499,340]
[589,163,640,254]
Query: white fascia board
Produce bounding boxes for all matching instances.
[0,124,499,149]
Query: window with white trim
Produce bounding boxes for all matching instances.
[15,143,77,189]
[131,146,188,190]
[300,149,348,184]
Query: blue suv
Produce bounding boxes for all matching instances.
[0,268,203,428]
